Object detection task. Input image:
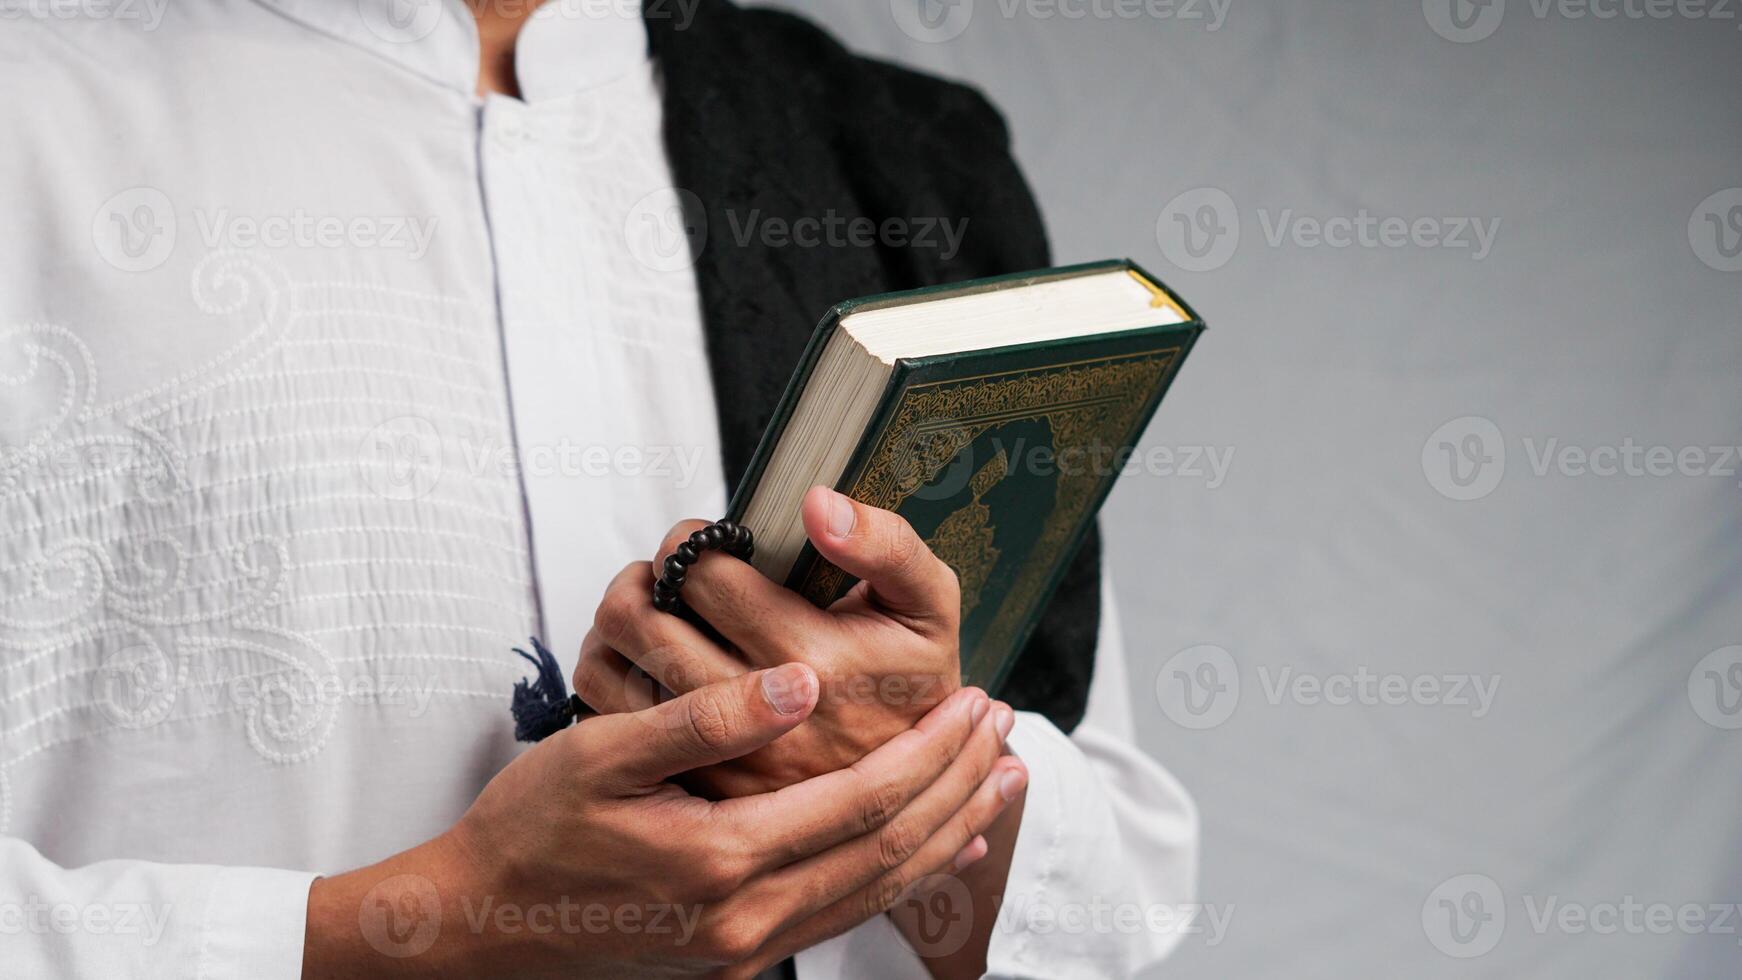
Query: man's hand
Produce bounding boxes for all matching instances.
[301,668,1021,979]
[574,487,977,798]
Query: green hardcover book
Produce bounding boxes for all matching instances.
[726,259,1204,694]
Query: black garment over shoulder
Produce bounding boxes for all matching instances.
[647,0,1100,733]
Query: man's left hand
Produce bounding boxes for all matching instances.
[572,486,992,798]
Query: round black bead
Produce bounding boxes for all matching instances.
[674,542,699,564]
[662,555,688,579]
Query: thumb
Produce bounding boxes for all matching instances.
[801,486,960,630]
[595,663,819,787]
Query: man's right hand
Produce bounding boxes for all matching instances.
[301,663,1021,979]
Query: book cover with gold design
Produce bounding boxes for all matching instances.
[726,260,1204,694]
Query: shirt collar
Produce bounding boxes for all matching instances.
[253,0,650,102]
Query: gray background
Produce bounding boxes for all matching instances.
[763,1,1742,976]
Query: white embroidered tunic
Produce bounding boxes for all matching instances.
[0,2,1197,977]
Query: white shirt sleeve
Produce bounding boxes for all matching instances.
[982,569,1200,979]
[795,570,1200,979]
[0,836,316,979]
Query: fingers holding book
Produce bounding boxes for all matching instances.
[799,485,963,638]
[649,518,830,666]
[573,499,969,799]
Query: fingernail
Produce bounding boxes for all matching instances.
[998,765,1027,802]
[970,692,989,726]
[951,835,988,872]
[826,489,856,539]
[994,703,1015,740]
[763,664,816,715]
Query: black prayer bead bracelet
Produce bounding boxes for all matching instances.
[652,519,755,613]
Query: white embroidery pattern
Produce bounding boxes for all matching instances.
[0,252,537,831]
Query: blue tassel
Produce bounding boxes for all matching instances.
[510,637,582,742]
